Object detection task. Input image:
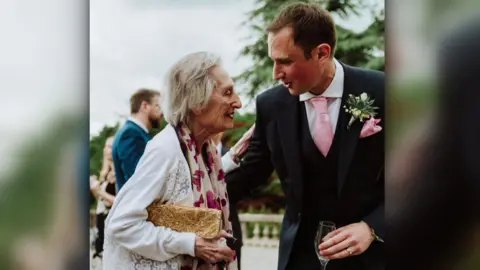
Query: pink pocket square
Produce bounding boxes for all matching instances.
[360,117,382,138]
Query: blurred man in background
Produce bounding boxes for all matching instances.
[112,89,162,191]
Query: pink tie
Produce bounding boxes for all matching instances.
[310,97,333,156]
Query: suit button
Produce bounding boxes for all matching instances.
[297,213,301,219]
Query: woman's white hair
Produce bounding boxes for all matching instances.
[161,51,222,126]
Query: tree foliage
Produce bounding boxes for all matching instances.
[0,115,84,269]
[235,0,385,99]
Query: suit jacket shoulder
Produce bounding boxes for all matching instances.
[255,84,296,121]
[343,64,385,109]
[115,121,145,140]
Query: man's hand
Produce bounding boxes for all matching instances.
[230,124,255,160]
[194,230,235,264]
[318,221,374,259]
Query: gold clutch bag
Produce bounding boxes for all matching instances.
[146,203,223,239]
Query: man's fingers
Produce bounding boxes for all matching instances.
[323,227,344,241]
[325,248,354,260]
[319,230,349,250]
[319,234,351,256]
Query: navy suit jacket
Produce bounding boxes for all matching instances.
[227,63,385,270]
[112,120,151,191]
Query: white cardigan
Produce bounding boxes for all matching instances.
[103,125,238,270]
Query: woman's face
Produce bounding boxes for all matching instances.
[194,66,242,134]
[104,138,114,160]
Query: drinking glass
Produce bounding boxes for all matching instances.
[314,221,336,270]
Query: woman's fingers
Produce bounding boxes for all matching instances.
[216,230,233,239]
[215,246,235,262]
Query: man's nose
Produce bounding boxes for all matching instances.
[272,63,284,80]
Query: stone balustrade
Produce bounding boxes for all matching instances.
[238,213,283,248]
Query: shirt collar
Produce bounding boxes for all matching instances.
[128,116,149,133]
[299,58,344,102]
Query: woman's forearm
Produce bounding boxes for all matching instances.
[97,190,115,206]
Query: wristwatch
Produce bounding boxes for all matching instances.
[370,226,384,243]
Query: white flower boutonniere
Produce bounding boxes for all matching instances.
[343,92,379,130]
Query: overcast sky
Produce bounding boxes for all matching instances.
[90,0,383,136]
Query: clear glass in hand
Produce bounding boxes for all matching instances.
[314,221,336,269]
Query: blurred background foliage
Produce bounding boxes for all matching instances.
[0,115,84,269]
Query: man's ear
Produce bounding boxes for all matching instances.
[315,43,331,60]
[140,100,150,111]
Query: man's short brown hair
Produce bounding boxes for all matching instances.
[267,3,337,59]
[130,88,160,114]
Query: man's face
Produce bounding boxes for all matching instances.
[146,95,162,128]
[194,65,242,134]
[268,26,327,96]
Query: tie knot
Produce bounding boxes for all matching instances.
[310,96,329,114]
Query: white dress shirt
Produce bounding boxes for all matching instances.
[225,59,345,170]
[128,116,149,133]
[299,58,344,137]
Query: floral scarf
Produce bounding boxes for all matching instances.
[176,123,237,270]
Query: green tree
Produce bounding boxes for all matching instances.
[0,115,83,269]
[89,123,119,176]
[235,0,384,99]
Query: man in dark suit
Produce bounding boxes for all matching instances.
[112,88,162,191]
[226,3,384,270]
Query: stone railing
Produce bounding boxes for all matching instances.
[238,213,283,248]
[90,210,284,248]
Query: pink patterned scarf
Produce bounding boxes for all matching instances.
[176,123,237,270]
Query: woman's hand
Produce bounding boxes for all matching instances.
[194,230,235,264]
[90,177,100,194]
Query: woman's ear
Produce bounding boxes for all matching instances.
[191,106,203,116]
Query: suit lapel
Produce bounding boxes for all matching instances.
[277,91,304,209]
[337,64,363,196]
[276,64,367,198]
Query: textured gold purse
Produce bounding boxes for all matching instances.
[146,203,223,239]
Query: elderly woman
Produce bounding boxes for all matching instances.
[103,51,244,270]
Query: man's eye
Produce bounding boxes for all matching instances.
[278,60,292,65]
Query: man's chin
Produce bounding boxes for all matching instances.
[288,88,303,96]
[150,119,162,129]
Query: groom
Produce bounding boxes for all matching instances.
[226,3,384,270]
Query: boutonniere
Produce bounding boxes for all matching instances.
[343,92,379,130]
